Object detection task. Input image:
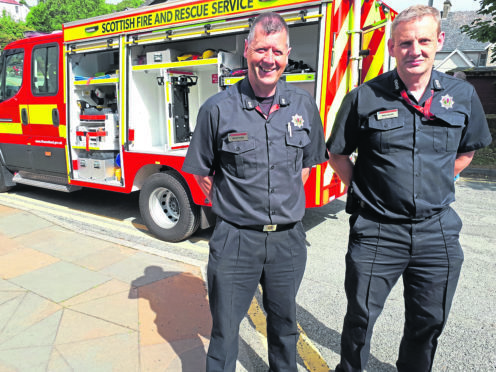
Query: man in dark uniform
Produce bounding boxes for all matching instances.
[327,5,492,372]
[182,12,327,372]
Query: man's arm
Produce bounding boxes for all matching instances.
[302,167,310,185]
[454,151,475,176]
[193,175,214,202]
[328,153,354,187]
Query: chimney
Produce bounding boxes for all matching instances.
[442,0,452,19]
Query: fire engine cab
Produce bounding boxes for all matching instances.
[0,0,395,242]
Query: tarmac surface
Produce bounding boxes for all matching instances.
[0,204,211,371]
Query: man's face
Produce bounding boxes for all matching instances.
[388,15,445,81]
[244,24,290,97]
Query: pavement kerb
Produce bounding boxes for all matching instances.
[1,200,208,280]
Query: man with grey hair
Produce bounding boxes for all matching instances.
[183,11,327,371]
[327,5,491,371]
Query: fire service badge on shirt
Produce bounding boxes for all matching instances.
[440,94,455,110]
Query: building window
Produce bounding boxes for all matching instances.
[479,52,487,67]
[16,5,19,13]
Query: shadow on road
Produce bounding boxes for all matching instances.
[296,304,396,372]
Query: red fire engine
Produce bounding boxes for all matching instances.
[0,0,396,241]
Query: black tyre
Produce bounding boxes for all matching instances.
[139,171,200,242]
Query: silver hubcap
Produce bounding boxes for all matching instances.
[149,187,180,229]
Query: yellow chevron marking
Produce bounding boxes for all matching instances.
[364,34,386,83]
[325,70,348,139]
[330,10,351,80]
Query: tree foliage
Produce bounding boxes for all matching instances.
[0,0,144,48]
[0,12,29,49]
[26,0,114,32]
[460,0,496,63]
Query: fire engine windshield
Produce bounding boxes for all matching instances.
[0,49,24,102]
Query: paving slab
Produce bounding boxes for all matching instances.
[10,261,111,303]
[0,292,60,344]
[0,247,59,279]
[101,255,182,285]
[0,309,62,350]
[54,333,139,371]
[14,226,110,262]
[0,345,53,372]
[0,212,52,238]
[55,309,134,345]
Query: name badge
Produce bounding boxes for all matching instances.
[228,132,249,142]
[377,109,399,120]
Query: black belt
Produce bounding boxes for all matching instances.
[221,219,297,232]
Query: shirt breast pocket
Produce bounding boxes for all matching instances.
[286,130,311,171]
[366,116,405,153]
[221,138,257,179]
[432,112,466,152]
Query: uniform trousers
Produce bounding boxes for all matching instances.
[338,207,464,372]
[206,218,307,372]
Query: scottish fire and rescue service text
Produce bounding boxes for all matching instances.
[101,0,254,33]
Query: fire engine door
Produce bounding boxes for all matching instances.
[24,43,67,176]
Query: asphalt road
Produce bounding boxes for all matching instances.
[0,177,494,371]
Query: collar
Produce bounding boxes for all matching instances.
[240,78,290,110]
[392,68,445,95]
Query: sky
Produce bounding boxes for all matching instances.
[385,0,481,13]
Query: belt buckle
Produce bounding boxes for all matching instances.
[263,224,277,232]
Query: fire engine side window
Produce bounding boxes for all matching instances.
[32,44,58,95]
[0,50,24,102]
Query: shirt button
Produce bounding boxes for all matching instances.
[271,210,276,215]
[270,188,275,193]
[415,172,420,177]
[235,146,240,151]
[270,165,275,169]
[269,141,273,146]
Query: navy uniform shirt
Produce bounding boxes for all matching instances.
[183,78,328,226]
[327,69,492,221]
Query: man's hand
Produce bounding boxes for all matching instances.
[302,167,310,185]
[193,175,214,203]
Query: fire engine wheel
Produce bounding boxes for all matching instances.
[139,171,200,242]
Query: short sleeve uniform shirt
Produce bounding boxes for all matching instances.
[327,69,492,221]
[183,78,328,225]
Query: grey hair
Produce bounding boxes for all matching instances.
[391,5,441,36]
[246,12,290,48]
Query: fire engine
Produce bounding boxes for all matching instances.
[0,0,396,242]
